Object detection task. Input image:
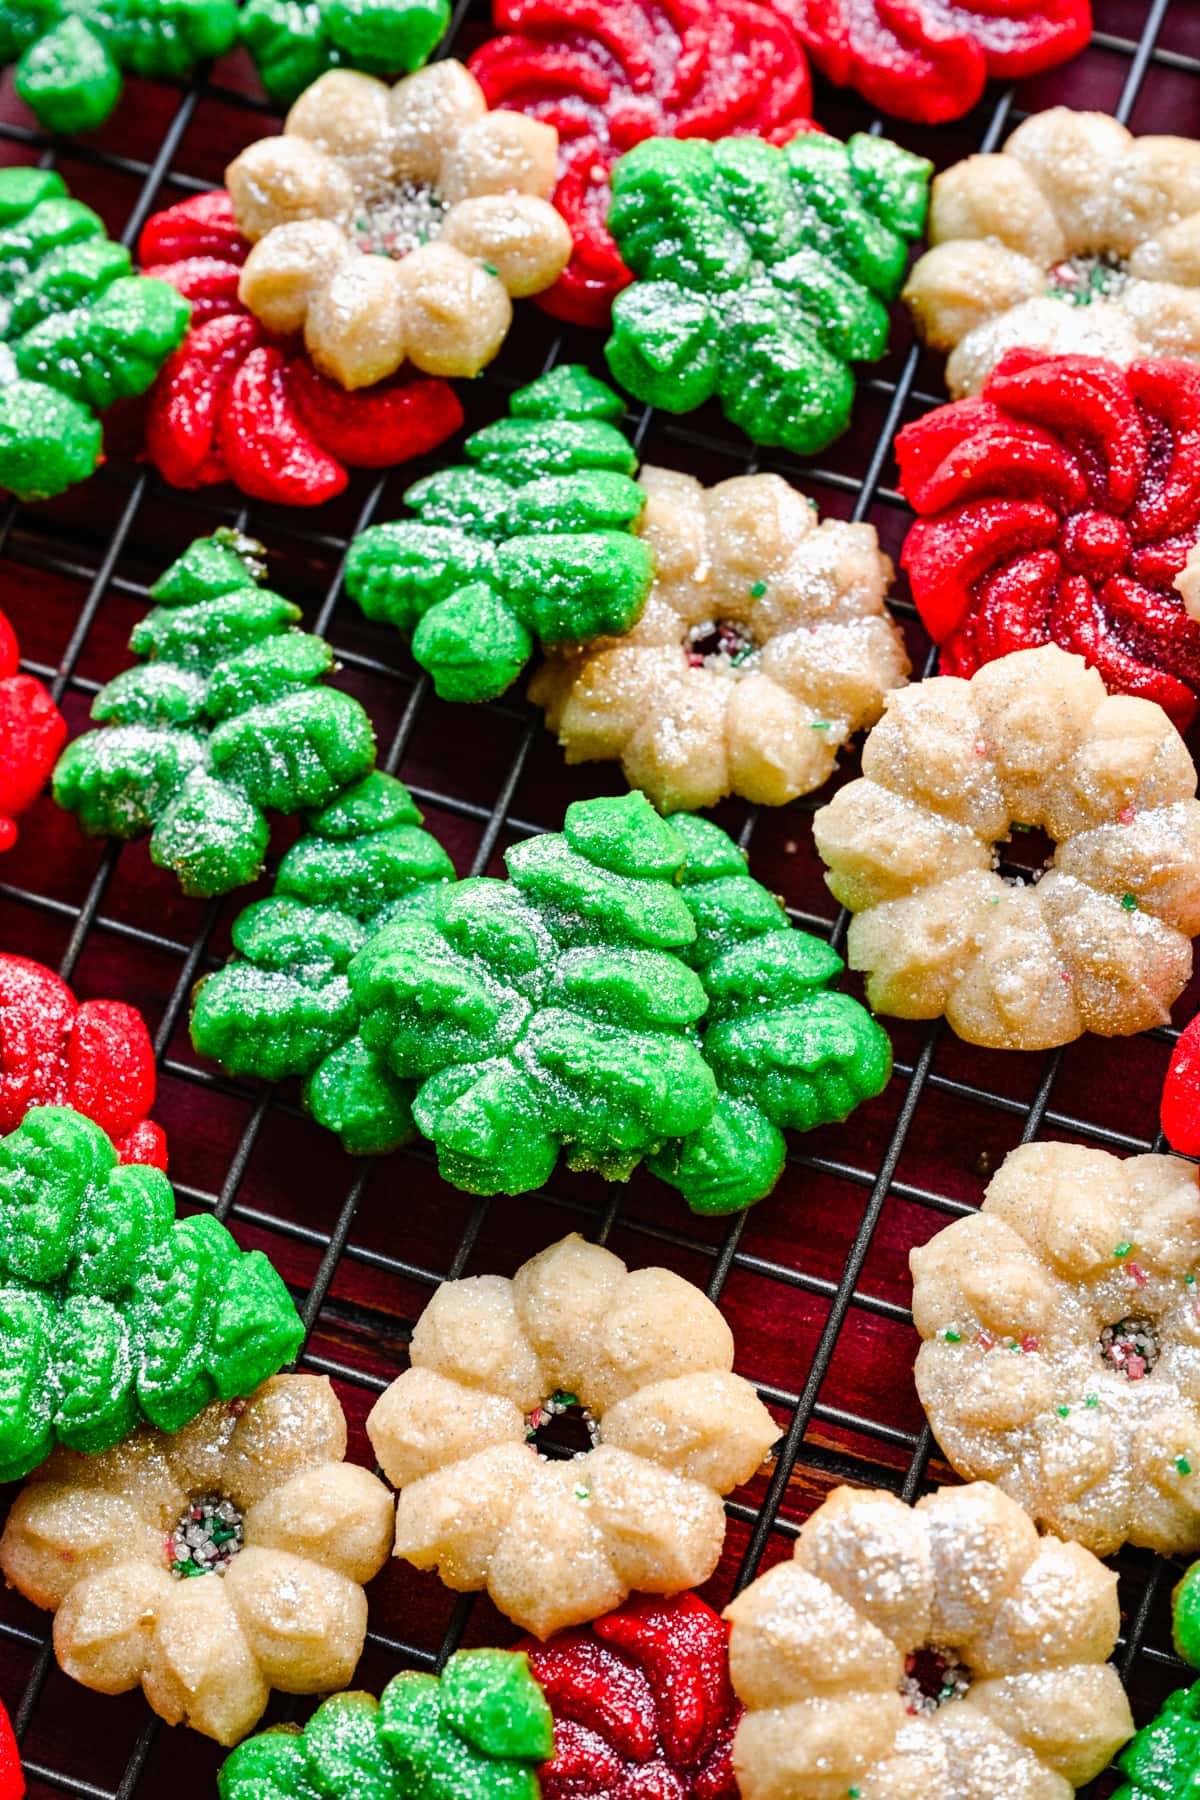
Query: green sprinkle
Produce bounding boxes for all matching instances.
[1011,822,1034,833]
[749,580,767,598]
[811,720,832,731]
[943,1328,962,1343]
[1085,1393,1098,1408]
[573,1483,590,1501]
[482,262,499,277]
[849,1790,861,1798]
[1114,1242,1132,1258]
[1056,1404,1070,1417]
[1120,892,1138,911]
[1179,1456,1193,1476]
[552,1390,578,1407]
[987,894,1001,905]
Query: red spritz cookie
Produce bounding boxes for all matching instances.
[0,609,64,852]
[1163,1018,1200,1158]
[523,1593,740,1797]
[138,193,464,507]
[0,954,166,1168]
[469,0,815,327]
[896,352,1200,729]
[793,0,1091,125]
[0,1701,22,1800]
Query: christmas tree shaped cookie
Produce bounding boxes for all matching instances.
[0,0,237,133]
[0,168,190,502]
[191,772,455,1155]
[239,0,448,105]
[193,787,892,1213]
[343,365,654,703]
[219,1648,552,1799]
[604,132,931,455]
[54,529,377,896]
[0,1105,303,1482]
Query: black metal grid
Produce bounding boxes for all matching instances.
[0,1,1198,1792]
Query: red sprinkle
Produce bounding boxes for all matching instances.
[1119,806,1137,825]
[0,954,166,1167]
[977,1328,997,1350]
[1129,1263,1148,1288]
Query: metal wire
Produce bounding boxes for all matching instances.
[0,1,1196,1792]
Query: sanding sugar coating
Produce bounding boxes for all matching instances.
[531,467,910,812]
[0,1375,393,1747]
[603,130,931,456]
[0,167,189,502]
[903,108,1200,398]
[219,1648,552,1798]
[725,1480,1133,1800]
[811,643,1200,1050]
[53,529,377,897]
[0,1105,303,1484]
[343,363,653,704]
[226,60,572,388]
[911,1141,1200,1558]
[366,1232,779,1639]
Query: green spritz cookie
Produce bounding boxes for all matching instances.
[0,167,189,502]
[0,1104,303,1482]
[604,132,931,456]
[54,528,378,896]
[1111,1681,1200,1799]
[190,771,455,1154]
[343,364,654,704]
[240,0,448,105]
[647,813,893,1214]
[219,1649,553,1800]
[191,788,892,1211]
[0,0,237,133]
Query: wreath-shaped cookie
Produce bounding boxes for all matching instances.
[0,605,64,848]
[812,643,1200,1050]
[0,168,189,502]
[469,0,815,326]
[0,954,166,1167]
[226,61,572,388]
[531,467,910,811]
[140,192,463,505]
[725,1480,1133,1799]
[366,1233,778,1638]
[0,1375,393,1746]
[896,352,1200,730]
[794,0,1091,126]
[604,130,930,455]
[904,108,1200,397]
[912,1139,1200,1557]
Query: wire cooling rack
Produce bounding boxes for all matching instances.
[0,1,1198,1792]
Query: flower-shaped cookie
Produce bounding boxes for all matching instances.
[0,1375,394,1746]
[725,1480,1133,1799]
[226,61,573,388]
[0,167,189,502]
[604,131,931,455]
[140,192,463,506]
[0,606,64,849]
[219,1648,553,1798]
[897,352,1200,730]
[367,1233,778,1639]
[526,1593,741,1797]
[239,0,448,105]
[904,109,1200,398]
[469,0,815,327]
[795,0,1091,126]
[532,468,910,811]
[812,644,1200,1050]
[0,954,166,1167]
[0,0,237,134]
[912,1141,1200,1556]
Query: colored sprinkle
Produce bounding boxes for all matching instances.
[1119,805,1136,825]
[482,262,499,277]
[942,1328,962,1343]
[1129,1262,1148,1288]
[749,580,767,598]
[1114,1243,1132,1258]
[811,720,832,731]
[973,740,988,756]
[987,894,1001,905]
[1011,822,1034,833]
[1085,1393,1098,1408]
[1121,892,1138,911]
[573,1483,590,1501]
[1179,1457,1193,1476]
[1056,1404,1070,1417]
[977,1328,997,1350]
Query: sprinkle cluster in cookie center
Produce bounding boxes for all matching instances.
[166,1495,244,1578]
[525,1389,601,1459]
[686,618,758,672]
[1045,253,1128,305]
[1100,1315,1160,1381]
[352,182,449,259]
[899,1644,971,1716]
